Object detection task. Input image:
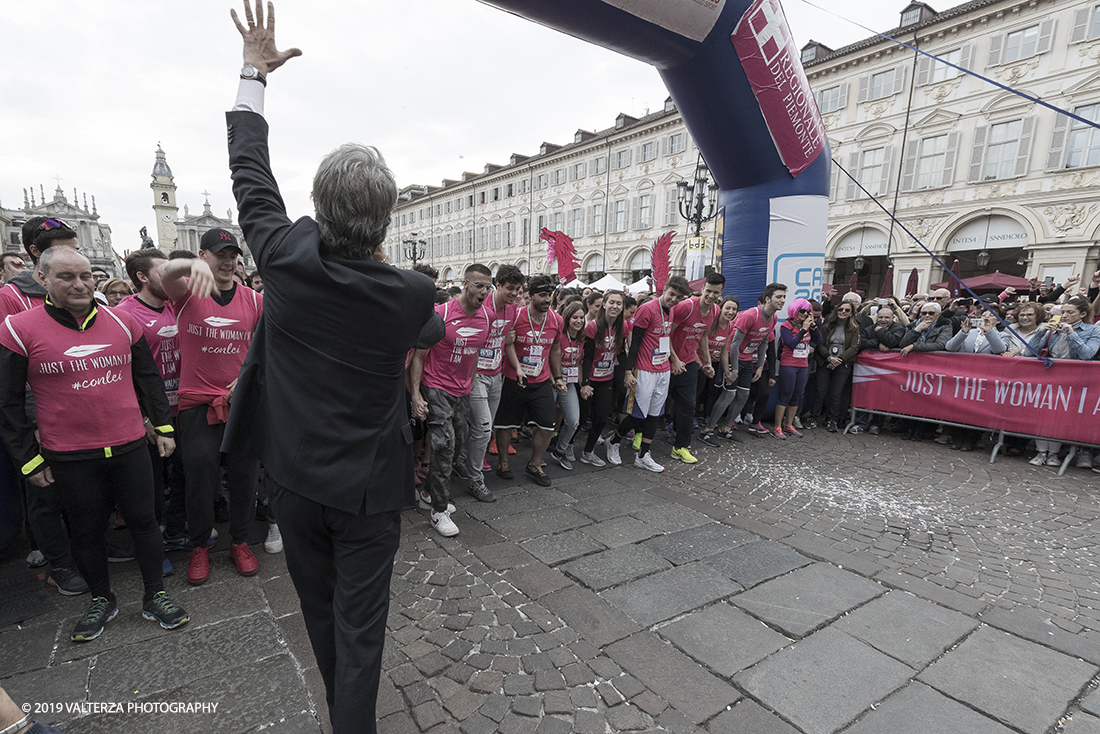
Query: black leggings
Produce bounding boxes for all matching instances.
[51,446,164,602]
[583,381,615,453]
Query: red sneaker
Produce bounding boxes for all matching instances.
[230,542,259,577]
[488,438,499,455]
[482,457,491,471]
[187,546,209,586]
[507,444,516,455]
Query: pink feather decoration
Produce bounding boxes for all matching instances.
[539,228,580,283]
[652,231,675,293]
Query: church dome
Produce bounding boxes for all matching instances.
[152,145,173,177]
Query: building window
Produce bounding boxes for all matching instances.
[614,149,631,169]
[492,187,500,201]
[989,21,1053,65]
[801,46,817,63]
[401,214,406,226]
[900,7,920,26]
[537,215,546,233]
[552,168,566,185]
[847,147,892,198]
[549,212,564,234]
[591,203,604,236]
[668,133,685,155]
[435,204,442,216]
[869,70,895,100]
[818,84,846,113]
[929,48,962,84]
[492,224,501,249]
[522,218,530,245]
[640,142,657,162]
[444,201,452,214]
[506,183,514,197]
[612,200,628,233]
[518,179,529,194]
[984,120,1023,180]
[570,208,584,238]
[479,191,487,205]
[535,174,548,190]
[665,189,678,225]
[467,195,474,208]
[636,194,652,228]
[1072,4,1100,42]
[593,156,607,175]
[505,221,514,246]
[1065,104,1100,168]
[572,162,586,180]
[456,197,463,210]
[916,135,948,190]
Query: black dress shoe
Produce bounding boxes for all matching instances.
[495,464,513,480]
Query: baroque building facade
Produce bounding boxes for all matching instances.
[804,0,1100,295]
[382,99,712,285]
[150,146,253,269]
[387,0,1100,296]
[0,185,118,274]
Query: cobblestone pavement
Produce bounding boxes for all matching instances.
[4,423,1100,734]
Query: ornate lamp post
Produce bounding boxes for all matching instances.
[403,232,427,269]
[676,158,719,237]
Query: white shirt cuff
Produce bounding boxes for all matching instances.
[232,79,265,117]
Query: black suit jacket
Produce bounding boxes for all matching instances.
[221,110,441,515]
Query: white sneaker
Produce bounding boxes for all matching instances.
[26,549,46,568]
[634,454,665,473]
[1046,454,1062,467]
[565,444,576,462]
[793,416,803,429]
[210,527,218,540]
[579,451,606,467]
[431,509,459,537]
[1028,452,1047,466]
[1076,450,1093,469]
[264,523,283,554]
[418,489,455,513]
[605,442,622,466]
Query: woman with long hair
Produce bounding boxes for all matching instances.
[698,297,739,446]
[773,298,820,439]
[578,290,625,466]
[550,301,586,470]
[810,300,860,432]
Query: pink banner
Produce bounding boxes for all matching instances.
[853,351,1100,445]
[730,0,826,177]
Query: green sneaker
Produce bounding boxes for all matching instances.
[142,590,190,630]
[632,432,643,451]
[71,596,118,642]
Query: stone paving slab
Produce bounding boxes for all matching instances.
[570,490,667,522]
[731,562,884,637]
[1083,687,1100,717]
[601,562,742,627]
[843,681,1015,734]
[539,586,640,647]
[918,625,1099,734]
[707,699,801,734]
[734,627,914,734]
[0,619,60,677]
[485,506,592,542]
[659,602,791,677]
[833,590,978,668]
[519,530,606,565]
[607,631,740,724]
[463,488,577,522]
[560,545,672,591]
[577,515,660,548]
[500,562,573,600]
[629,502,713,534]
[979,604,1100,666]
[1,658,90,730]
[641,523,757,565]
[1065,713,1100,734]
[703,539,812,588]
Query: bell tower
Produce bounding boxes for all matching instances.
[151,144,179,250]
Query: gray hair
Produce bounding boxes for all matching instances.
[312,143,397,259]
[922,301,942,315]
[38,244,88,276]
[842,291,862,306]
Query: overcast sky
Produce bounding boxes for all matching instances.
[1,0,903,257]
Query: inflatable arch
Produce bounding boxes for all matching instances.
[480,0,831,306]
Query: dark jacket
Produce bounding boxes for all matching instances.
[899,316,952,352]
[814,320,860,367]
[221,111,442,515]
[861,321,906,351]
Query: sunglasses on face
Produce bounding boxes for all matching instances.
[921,311,938,316]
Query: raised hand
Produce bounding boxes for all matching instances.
[231,0,302,75]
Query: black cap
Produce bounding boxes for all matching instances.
[200,228,241,254]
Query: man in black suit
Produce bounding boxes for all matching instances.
[221,4,442,732]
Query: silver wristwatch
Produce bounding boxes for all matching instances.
[240,64,267,87]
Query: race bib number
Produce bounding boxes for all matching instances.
[563,366,579,384]
[520,355,544,377]
[477,347,501,371]
[792,344,809,359]
[593,360,614,378]
[652,348,669,366]
[529,345,544,358]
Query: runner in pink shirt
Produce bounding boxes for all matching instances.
[605,276,693,473]
[549,301,586,470]
[496,275,564,487]
[158,228,263,586]
[408,264,493,537]
[666,273,724,463]
[0,247,188,642]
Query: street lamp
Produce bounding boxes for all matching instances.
[676,158,719,237]
[403,232,427,269]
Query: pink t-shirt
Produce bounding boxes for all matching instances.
[0,306,146,452]
[779,321,814,367]
[476,296,516,376]
[631,298,675,373]
[503,307,563,384]
[0,283,43,321]
[732,306,777,362]
[114,295,180,413]
[670,297,717,366]
[584,320,619,382]
[421,299,491,397]
[557,327,583,385]
[709,319,737,363]
[174,285,262,401]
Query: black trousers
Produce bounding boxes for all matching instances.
[179,407,259,546]
[23,476,73,569]
[149,442,187,538]
[583,381,615,453]
[271,477,400,734]
[812,363,853,422]
[669,362,699,449]
[51,446,163,601]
